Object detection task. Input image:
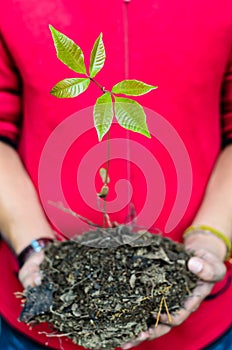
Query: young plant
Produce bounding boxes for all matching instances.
[49,25,157,141]
[49,25,157,225]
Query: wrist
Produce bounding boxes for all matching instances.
[17,237,54,268]
[13,232,55,255]
[3,223,56,255]
[1,218,56,255]
[183,225,231,261]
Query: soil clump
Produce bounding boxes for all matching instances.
[20,225,198,349]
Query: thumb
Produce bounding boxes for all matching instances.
[188,253,226,282]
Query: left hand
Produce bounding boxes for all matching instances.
[121,233,226,349]
[18,250,44,288]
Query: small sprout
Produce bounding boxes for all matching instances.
[98,184,109,199]
[99,167,110,184]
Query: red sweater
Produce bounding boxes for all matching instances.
[0,1,231,349]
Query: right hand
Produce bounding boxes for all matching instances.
[121,324,171,349]
[18,250,44,288]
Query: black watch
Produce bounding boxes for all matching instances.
[17,238,54,268]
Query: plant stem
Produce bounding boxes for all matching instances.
[102,131,111,227]
[105,131,110,184]
[87,77,112,227]
[89,77,107,93]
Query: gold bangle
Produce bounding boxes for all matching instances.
[183,225,232,261]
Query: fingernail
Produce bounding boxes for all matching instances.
[189,258,203,273]
[34,276,42,286]
[122,344,131,349]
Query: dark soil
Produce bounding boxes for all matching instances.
[19,225,198,349]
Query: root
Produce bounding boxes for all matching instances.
[14,291,25,298]
[48,201,100,228]
[155,286,172,327]
[38,331,73,338]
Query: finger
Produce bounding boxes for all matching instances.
[160,307,191,326]
[183,281,213,311]
[160,281,213,326]
[20,271,42,288]
[29,250,45,265]
[122,324,171,349]
[188,254,226,282]
[19,262,42,287]
[19,264,40,284]
[147,324,171,340]
[121,331,149,349]
[18,251,44,288]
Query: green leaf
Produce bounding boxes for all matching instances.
[51,78,90,98]
[112,80,157,96]
[94,92,113,141]
[114,97,151,138]
[49,25,87,74]
[90,33,106,78]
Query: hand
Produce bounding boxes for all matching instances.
[122,234,226,349]
[160,247,226,326]
[159,232,226,328]
[18,250,44,288]
[121,324,171,349]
